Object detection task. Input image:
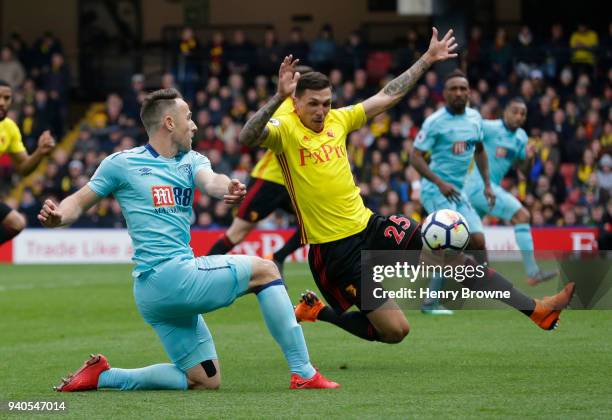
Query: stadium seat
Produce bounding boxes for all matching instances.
[366,51,393,83]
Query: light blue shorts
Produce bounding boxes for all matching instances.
[464,181,522,222]
[421,185,484,234]
[133,254,253,371]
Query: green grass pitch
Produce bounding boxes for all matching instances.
[1,262,611,419]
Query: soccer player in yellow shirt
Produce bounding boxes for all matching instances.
[240,29,574,344]
[0,80,55,245]
[207,68,314,273]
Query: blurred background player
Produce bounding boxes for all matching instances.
[463,97,558,285]
[0,79,55,246]
[411,69,494,315]
[38,88,338,391]
[240,32,575,344]
[207,66,314,275]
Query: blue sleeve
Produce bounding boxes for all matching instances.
[88,154,124,197]
[192,151,212,182]
[414,118,437,151]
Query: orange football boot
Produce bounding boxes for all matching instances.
[294,290,325,322]
[530,282,575,330]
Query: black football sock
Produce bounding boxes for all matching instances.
[0,225,20,245]
[207,234,235,255]
[273,229,302,262]
[316,307,379,341]
[461,258,536,316]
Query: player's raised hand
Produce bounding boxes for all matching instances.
[38,199,63,227]
[37,130,56,155]
[424,27,458,63]
[224,179,247,206]
[277,55,301,98]
[437,181,461,204]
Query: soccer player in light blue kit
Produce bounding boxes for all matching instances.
[411,69,495,315]
[38,88,339,391]
[463,98,557,284]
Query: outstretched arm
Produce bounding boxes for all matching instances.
[195,170,246,206]
[239,55,300,148]
[11,130,55,176]
[362,28,458,119]
[38,185,102,228]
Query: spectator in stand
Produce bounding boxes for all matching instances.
[175,27,201,101]
[0,47,26,89]
[257,26,282,76]
[309,24,336,73]
[570,24,599,76]
[340,31,366,75]
[597,154,612,194]
[514,26,540,78]
[283,27,309,63]
[490,28,512,80]
[544,23,569,78]
[227,30,256,76]
[466,26,484,79]
[207,31,226,78]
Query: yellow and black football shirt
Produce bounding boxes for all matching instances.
[0,118,25,158]
[263,103,372,244]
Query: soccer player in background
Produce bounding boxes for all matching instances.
[463,97,558,285]
[207,66,314,275]
[38,88,339,391]
[239,30,574,346]
[410,70,494,315]
[0,80,55,246]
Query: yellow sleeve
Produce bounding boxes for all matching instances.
[333,103,367,133]
[273,97,294,117]
[262,116,286,154]
[7,120,25,154]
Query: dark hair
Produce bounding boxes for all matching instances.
[0,79,11,88]
[295,72,331,96]
[507,96,527,107]
[444,69,468,85]
[140,88,182,134]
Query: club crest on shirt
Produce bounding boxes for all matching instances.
[495,146,508,158]
[178,163,192,179]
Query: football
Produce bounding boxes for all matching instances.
[422,209,471,252]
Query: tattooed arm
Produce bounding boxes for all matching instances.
[239,55,300,148]
[238,93,285,147]
[362,27,458,119]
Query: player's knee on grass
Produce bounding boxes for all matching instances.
[3,210,26,233]
[511,207,530,225]
[248,257,281,290]
[226,218,255,244]
[186,359,221,390]
[367,306,410,344]
[378,320,410,344]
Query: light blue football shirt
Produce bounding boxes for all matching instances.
[466,119,527,185]
[88,144,212,276]
[414,106,483,190]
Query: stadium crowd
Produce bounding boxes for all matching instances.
[2,23,612,244]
